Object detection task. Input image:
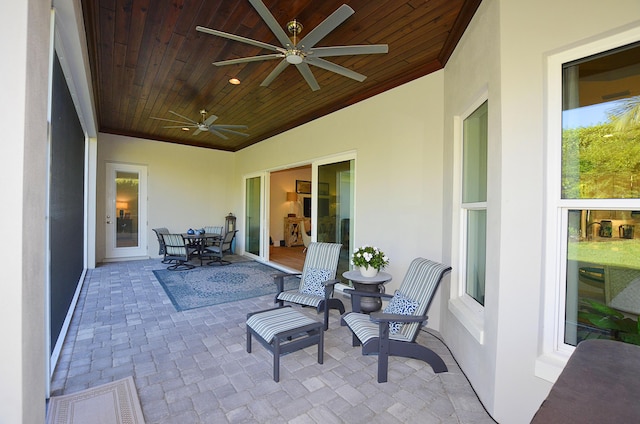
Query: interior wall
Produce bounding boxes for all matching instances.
[96,133,234,262]
[443,0,640,423]
[234,72,447,327]
[270,167,311,247]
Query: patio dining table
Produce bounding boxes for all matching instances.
[182,232,222,265]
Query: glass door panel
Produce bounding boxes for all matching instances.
[116,171,139,248]
[317,160,354,280]
[105,162,147,259]
[246,176,261,256]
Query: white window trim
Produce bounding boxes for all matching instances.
[449,91,488,345]
[537,22,640,383]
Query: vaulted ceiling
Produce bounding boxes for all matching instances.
[81,0,482,151]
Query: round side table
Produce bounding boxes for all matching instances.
[342,270,392,313]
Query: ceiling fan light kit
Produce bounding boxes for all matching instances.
[196,0,388,91]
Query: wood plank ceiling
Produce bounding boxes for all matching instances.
[81,0,482,151]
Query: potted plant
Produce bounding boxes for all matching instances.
[351,245,389,277]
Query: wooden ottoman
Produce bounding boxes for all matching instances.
[246,306,324,382]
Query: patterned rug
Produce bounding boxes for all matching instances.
[46,376,144,424]
[153,261,300,311]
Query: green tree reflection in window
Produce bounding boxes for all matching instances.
[562,95,640,199]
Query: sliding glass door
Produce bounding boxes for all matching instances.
[316,157,354,279]
[243,157,354,273]
[245,176,261,256]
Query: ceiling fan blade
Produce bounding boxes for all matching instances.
[311,44,389,58]
[202,114,218,126]
[161,125,198,129]
[150,116,193,125]
[213,127,250,137]
[260,59,290,87]
[169,110,198,124]
[207,128,229,140]
[212,124,248,130]
[248,0,292,47]
[298,4,354,48]
[196,26,284,53]
[213,54,283,67]
[306,57,366,82]
[295,62,321,91]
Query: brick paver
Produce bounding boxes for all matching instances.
[50,259,495,423]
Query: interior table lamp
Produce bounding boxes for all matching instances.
[116,201,128,218]
[286,192,297,217]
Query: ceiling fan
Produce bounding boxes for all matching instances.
[150,110,249,140]
[196,1,388,91]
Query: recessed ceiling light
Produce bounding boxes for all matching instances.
[181,127,190,131]
[229,78,241,85]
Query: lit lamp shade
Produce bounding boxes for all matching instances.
[286,192,297,217]
[116,201,128,210]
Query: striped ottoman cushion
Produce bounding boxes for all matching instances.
[247,308,318,343]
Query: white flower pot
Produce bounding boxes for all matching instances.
[359,266,379,278]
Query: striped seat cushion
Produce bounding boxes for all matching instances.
[276,291,323,308]
[247,308,318,343]
[342,312,414,344]
[163,234,187,256]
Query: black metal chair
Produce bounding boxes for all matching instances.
[152,227,169,253]
[341,257,452,382]
[204,230,236,265]
[160,233,196,270]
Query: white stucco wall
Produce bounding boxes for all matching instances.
[96,133,235,262]
[441,0,502,415]
[443,1,640,423]
[235,73,447,326]
[1,0,50,422]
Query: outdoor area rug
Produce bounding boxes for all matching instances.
[46,376,144,424]
[153,261,300,311]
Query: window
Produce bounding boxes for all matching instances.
[561,42,640,347]
[449,96,488,344]
[462,101,488,306]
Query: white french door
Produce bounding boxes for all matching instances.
[105,162,148,259]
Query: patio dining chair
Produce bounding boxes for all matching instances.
[160,233,197,270]
[152,227,170,260]
[204,225,224,236]
[274,242,344,330]
[204,230,236,265]
[341,257,452,382]
[202,225,225,249]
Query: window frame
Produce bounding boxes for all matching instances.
[538,23,640,382]
[449,92,488,345]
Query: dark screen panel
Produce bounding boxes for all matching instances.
[50,53,85,353]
